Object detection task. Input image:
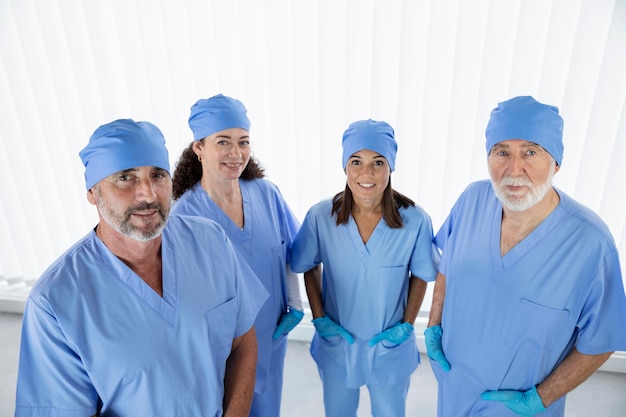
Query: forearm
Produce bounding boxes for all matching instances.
[404,275,427,323]
[223,327,257,417]
[304,265,324,319]
[536,348,612,407]
[427,272,446,326]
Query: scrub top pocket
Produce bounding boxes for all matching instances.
[505,298,570,354]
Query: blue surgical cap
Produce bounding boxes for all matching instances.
[188,94,251,140]
[79,119,170,191]
[485,96,564,165]
[341,119,398,171]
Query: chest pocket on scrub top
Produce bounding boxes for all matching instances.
[505,298,570,354]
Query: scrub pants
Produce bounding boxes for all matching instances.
[320,369,411,417]
[249,339,287,417]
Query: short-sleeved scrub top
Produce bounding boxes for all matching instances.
[291,198,438,388]
[433,180,626,417]
[172,179,300,393]
[15,214,268,417]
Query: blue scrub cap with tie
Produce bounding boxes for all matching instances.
[341,119,398,172]
[188,94,251,141]
[79,119,170,191]
[485,96,564,165]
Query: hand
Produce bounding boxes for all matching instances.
[272,308,304,340]
[369,322,414,346]
[312,316,354,344]
[481,386,546,416]
[424,325,451,371]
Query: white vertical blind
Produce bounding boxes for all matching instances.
[1,0,625,313]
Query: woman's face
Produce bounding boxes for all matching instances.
[345,149,390,206]
[193,128,251,181]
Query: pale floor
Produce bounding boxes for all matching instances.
[1,312,625,416]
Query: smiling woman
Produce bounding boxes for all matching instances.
[0,1,625,325]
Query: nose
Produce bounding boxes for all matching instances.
[508,154,525,176]
[228,144,243,158]
[135,177,157,202]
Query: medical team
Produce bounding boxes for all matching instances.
[14,95,626,417]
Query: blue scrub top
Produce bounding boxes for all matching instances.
[291,198,438,388]
[172,179,300,392]
[433,180,626,417]
[15,214,268,417]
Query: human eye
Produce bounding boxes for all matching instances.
[239,138,250,147]
[350,159,361,166]
[153,169,168,179]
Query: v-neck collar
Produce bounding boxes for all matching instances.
[491,198,563,271]
[347,215,386,257]
[93,230,177,327]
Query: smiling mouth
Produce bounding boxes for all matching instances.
[359,183,375,188]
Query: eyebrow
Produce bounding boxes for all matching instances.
[349,153,385,159]
[215,134,250,140]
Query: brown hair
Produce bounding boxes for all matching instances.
[172,140,265,200]
[331,179,415,228]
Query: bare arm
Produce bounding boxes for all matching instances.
[304,265,324,319]
[223,326,257,417]
[536,348,612,407]
[404,275,428,324]
[427,272,446,326]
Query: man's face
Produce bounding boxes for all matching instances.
[488,140,559,212]
[88,166,172,241]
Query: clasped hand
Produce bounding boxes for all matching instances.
[481,386,546,416]
[369,322,414,346]
[423,325,451,371]
[312,316,354,344]
[272,308,304,340]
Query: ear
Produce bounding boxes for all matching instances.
[554,162,560,174]
[192,141,203,156]
[86,188,97,205]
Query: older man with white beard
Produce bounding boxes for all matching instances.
[424,96,626,417]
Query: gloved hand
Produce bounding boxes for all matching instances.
[272,308,304,340]
[369,322,414,346]
[481,386,546,416]
[312,316,354,344]
[424,325,451,371]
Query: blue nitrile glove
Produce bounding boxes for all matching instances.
[481,386,546,416]
[424,325,451,371]
[312,316,354,344]
[369,322,414,346]
[272,308,304,340]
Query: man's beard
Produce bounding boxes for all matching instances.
[95,192,169,241]
[491,164,556,212]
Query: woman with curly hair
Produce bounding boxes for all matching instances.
[171,94,303,417]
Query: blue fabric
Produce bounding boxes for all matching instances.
[171,179,300,404]
[341,119,398,171]
[188,94,251,140]
[79,119,170,190]
[319,368,411,417]
[291,198,438,388]
[485,96,564,165]
[432,180,626,417]
[15,215,267,417]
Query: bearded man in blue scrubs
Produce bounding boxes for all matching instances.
[425,96,626,416]
[14,119,268,417]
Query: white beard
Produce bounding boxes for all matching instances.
[491,163,556,212]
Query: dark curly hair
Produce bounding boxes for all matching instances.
[172,140,265,200]
[331,178,415,228]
